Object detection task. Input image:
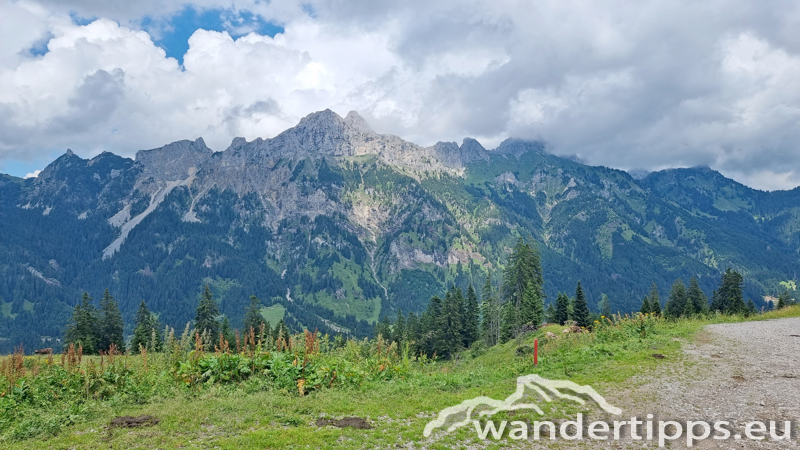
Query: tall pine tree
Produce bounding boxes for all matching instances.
[544,302,556,323]
[421,296,443,356]
[501,238,544,340]
[665,279,688,319]
[243,295,267,333]
[479,275,501,346]
[687,276,708,315]
[195,285,220,345]
[393,309,406,345]
[97,289,125,353]
[777,289,791,309]
[440,287,465,358]
[572,282,591,328]
[220,317,235,346]
[598,293,612,318]
[521,281,544,328]
[130,300,160,353]
[462,284,480,348]
[64,292,98,354]
[555,292,570,325]
[640,295,651,315]
[649,282,662,316]
[713,268,745,314]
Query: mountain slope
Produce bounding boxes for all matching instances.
[0,110,797,352]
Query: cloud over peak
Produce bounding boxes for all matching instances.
[1,0,800,190]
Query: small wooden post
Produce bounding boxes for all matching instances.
[534,338,539,366]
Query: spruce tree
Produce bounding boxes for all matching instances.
[544,303,556,323]
[717,268,746,314]
[375,315,391,339]
[665,279,688,319]
[440,287,464,357]
[273,319,291,348]
[64,292,98,354]
[130,300,157,353]
[97,289,125,353]
[640,295,651,315]
[649,282,662,316]
[262,321,273,344]
[479,275,501,346]
[572,282,591,328]
[406,311,420,352]
[687,276,708,315]
[501,237,544,340]
[421,296,443,356]
[463,284,480,348]
[479,290,492,344]
[195,285,220,345]
[501,297,517,341]
[598,294,612,318]
[393,309,406,345]
[746,299,757,317]
[777,290,790,309]
[555,292,570,325]
[710,289,722,312]
[522,281,544,328]
[243,295,266,333]
[220,317,235,346]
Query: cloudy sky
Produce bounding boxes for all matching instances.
[1,0,799,190]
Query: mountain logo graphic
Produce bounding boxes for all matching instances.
[423,374,622,437]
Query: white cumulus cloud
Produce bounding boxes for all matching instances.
[1,0,800,190]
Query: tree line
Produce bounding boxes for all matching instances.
[375,239,591,357]
[376,238,793,359]
[64,238,795,355]
[64,285,292,354]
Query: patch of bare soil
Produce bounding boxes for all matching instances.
[316,416,372,430]
[110,415,160,428]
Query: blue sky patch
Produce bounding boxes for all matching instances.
[27,32,54,57]
[69,11,95,26]
[143,6,284,65]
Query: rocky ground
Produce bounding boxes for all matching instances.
[500,318,800,449]
[604,317,800,449]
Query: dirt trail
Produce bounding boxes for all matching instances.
[605,317,800,449]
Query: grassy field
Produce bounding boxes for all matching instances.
[260,304,286,326]
[2,306,798,449]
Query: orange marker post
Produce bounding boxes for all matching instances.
[534,338,538,366]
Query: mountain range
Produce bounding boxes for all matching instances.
[1,109,798,352]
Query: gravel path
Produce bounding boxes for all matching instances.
[499,318,800,449]
[609,317,800,449]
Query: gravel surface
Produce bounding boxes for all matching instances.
[496,318,800,449]
[607,317,800,449]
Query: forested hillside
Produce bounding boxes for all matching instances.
[0,110,797,352]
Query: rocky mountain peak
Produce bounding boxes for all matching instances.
[135,137,211,182]
[460,138,488,163]
[35,149,84,181]
[295,109,345,132]
[344,110,373,134]
[496,138,544,157]
[432,141,463,168]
